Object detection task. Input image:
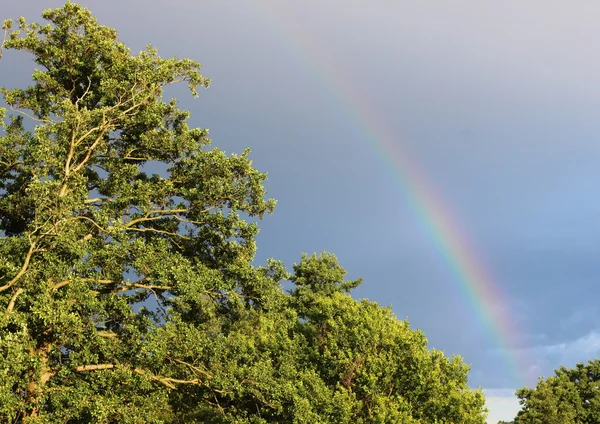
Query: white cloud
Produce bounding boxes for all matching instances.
[489,329,600,388]
[483,331,600,422]
[483,389,520,423]
[523,330,600,370]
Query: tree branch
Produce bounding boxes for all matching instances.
[74,77,92,108]
[133,368,199,390]
[51,280,70,291]
[74,364,115,372]
[112,282,173,293]
[126,227,191,240]
[70,126,111,175]
[73,364,199,390]
[124,209,189,228]
[84,197,104,204]
[171,358,212,379]
[96,331,118,338]
[63,117,81,182]
[52,277,173,293]
[0,238,36,293]
[66,215,110,234]
[7,104,54,123]
[5,288,24,315]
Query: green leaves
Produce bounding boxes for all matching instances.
[291,252,362,295]
[0,2,271,420]
[515,359,600,423]
[290,272,486,423]
[0,2,487,423]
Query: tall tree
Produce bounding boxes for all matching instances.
[514,359,600,423]
[0,3,488,423]
[0,2,274,421]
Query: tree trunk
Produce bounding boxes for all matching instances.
[22,344,52,422]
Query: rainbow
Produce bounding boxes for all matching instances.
[249,1,530,388]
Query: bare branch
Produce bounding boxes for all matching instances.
[130,282,172,291]
[124,209,188,228]
[5,288,24,315]
[171,358,212,379]
[61,86,151,193]
[113,282,173,293]
[8,105,53,123]
[126,227,191,240]
[96,331,118,338]
[52,277,173,293]
[121,156,154,161]
[66,216,110,234]
[75,364,115,372]
[70,127,111,175]
[172,214,207,226]
[133,368,199,390]
[41,371,56,385]
[73,364,199,390]
[84,198,104,204]
[64,117,81,180]
[0,239,36,293]
[51,280,70,291]
[72,124,104,150]
[74,77,92,108]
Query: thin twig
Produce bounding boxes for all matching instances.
[171,358,212,379]
[124,209,188,228]
[133,368,199,390]
[8,105,53,123]
[66,215,110,234]
[74,77,92,108]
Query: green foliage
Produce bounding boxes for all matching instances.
[514,359,600,423]
[0,2,487,422]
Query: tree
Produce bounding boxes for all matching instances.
[164,252,487,423]
[0,3,488,422]
[514,359,600,423]
[286,253,487,423]
[0,3,273,421]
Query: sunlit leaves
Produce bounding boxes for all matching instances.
[0,2,487,423]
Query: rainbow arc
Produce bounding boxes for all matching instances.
[250,0,531,388]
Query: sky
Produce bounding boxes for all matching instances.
[3,1,600,421]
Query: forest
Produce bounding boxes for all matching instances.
[0,3,598,423]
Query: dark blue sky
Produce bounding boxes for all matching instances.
[3,1,600,421]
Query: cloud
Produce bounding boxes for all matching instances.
[483,389,521,423]
[488,329,600,387]
[483,330,600,422]
[525,329,600,364]
[532,330,600,367]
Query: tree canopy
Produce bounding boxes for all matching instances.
[0,3,487,422]
[514,359,600,423]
